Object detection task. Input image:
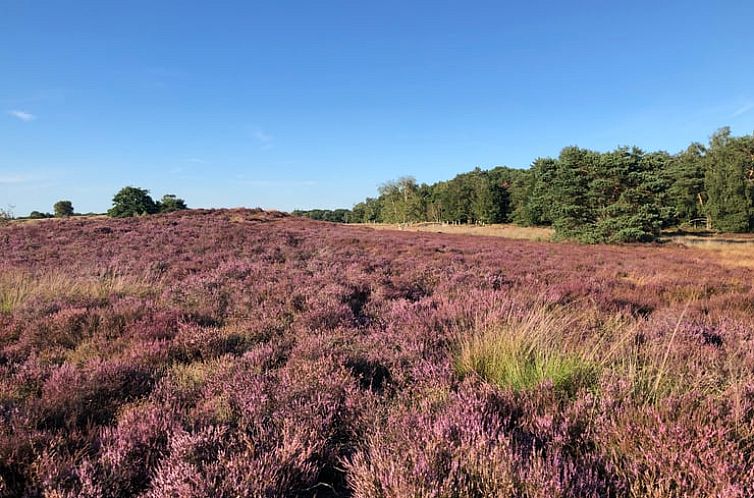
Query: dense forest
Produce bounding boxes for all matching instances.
[296,128,754,242]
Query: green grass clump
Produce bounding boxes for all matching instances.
[457,331,598,396]
[455,307,600,396]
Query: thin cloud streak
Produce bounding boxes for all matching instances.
[7,110,36,122]
[731,103,754,118]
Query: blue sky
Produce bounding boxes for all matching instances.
[2,0,754,215]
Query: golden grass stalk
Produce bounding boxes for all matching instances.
[0,270,156,314]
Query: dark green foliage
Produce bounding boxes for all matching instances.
[292,208,354,223]
[549,147,598,240]
[351,197,382,223]
[664,143,706,224]
[108,187,159,218]
[488,166,528,223]
[53,200,74,218]
[28,211,53,219]
[532,146,670,243]
[703,128,754,232]
[158,194,188,213]
[347,168,528,226]
[513,159,555,225]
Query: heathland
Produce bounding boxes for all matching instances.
[1,209,753,497]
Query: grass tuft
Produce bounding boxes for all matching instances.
[455,306,600,396]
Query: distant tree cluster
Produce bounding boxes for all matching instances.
[335,168,537,227]
[26,200,75,220]
[354,167,524,225]
[292,209,354,223]
[21,189,189,220]
[108,187,188,218]
[28,211,54,219]
[337,127,754,242]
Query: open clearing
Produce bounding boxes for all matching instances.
[358,222,555,241]
[366,222,754,270]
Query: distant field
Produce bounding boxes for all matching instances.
[665,234,754,269]
[365,222,754,269]
[1,210,753,496]
[359,222,555,241]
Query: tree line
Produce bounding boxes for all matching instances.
[296,127,754,242]
[19,187,188,220]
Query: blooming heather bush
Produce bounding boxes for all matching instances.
[346,385,520,497]
[0,209,753,496]
[594,387,754,497]
[347,383,613,498]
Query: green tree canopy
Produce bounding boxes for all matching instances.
[108,187,158,218]
[378,176,423,223]
[53,200,74,218]
[158,194,188,213]
[292,209,352,223]
[704,128,754,232]
[664,143,706,224]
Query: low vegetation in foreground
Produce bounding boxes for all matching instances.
[1,209,753,497]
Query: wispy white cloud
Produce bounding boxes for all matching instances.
[186,157,207,164]
[7,110,36,122]
[732,103,754,118]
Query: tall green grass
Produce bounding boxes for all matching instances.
[455,306,602,396]
[455,298,729,406]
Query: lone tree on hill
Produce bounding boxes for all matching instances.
[108,187,159,217]
[53,200,74,218]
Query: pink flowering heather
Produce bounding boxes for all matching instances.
[0,209,752,496]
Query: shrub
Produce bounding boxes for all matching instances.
[346,384,613,497]
[53,201,74,218]
[158,195,188,213]
[28,211,52,219]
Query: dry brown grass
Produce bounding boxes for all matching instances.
[359,222,554,241]
[668,236,754,269]
[704,244,754,269]
[0,270,157,313]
